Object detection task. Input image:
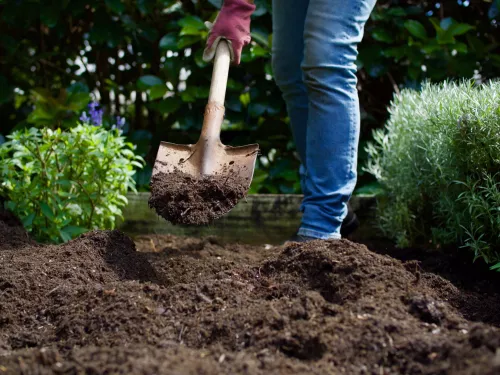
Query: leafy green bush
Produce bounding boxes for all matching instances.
[365,80,500,267]
[0,123,144,243]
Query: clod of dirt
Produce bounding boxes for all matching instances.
[148,170,247,225]
[407,294,445,324]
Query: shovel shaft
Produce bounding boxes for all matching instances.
[200,40,231,143]
[208,40,231,106]
[198,40,231,175]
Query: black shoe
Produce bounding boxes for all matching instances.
[340,203,359,237]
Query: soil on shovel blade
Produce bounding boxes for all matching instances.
[148,170,247,225]
[2,211,500,374]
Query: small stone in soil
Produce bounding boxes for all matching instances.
[148,170,247,225]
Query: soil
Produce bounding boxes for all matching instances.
[148,170,247,225]
[2,211,500,374]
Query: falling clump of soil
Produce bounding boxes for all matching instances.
[2,208,500,374]
[148,170,247,225]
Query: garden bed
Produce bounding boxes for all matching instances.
[1,209,500,374]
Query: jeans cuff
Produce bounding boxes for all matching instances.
[297,228,341,240]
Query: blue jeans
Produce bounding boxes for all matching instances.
[272,0,376,239]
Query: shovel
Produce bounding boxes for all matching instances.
[149,40,259,224]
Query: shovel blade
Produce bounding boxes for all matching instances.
[152,141,259,189]
[222,144,260,189]
[152,142,197,176]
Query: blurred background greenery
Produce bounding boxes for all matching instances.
[0,0,499,194]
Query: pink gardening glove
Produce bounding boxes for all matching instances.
[203,0,256,65]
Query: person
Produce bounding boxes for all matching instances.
[203,0,377,241]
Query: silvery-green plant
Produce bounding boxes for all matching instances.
[0,119,144,243]
[365,80,500,269]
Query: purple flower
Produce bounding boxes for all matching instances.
[116,116,126,129]
[111,116,126,132]
[79,112,90,123]
[88,101,99,112]
[88,101,103,126]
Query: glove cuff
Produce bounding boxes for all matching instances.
[203,37,235,63]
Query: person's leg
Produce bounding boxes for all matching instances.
[271,0,310,193]
[298,0,376,239]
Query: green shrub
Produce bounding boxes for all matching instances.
[365,80,500,267]
[0,123,144,243]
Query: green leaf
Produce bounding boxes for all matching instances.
[248,103,267,118]
[387,7,407,17]
[382,46,408,60]
[152,97,182,114]
[454,42,468,53]
[448,23,475,36]
[59,229,72,243]
[56,180,73,187]
[177,35,201,49]
[40,202,55,220]
[490,262,500,271]
[67,92,91,111]
[404,20,427,40]
[130,160,144,168]
[371,28,394,43]
[137,75,164,91]
[429,17,455,44]
[178,16,205,30]
[436,31,455,45]
[354,181,385,196]
[159,33,178,51]
[62,225,88,237]
[251,30,270,47]
[250,44,269,58]
[22,213,35,227]
[429,17,442,32]
[40,5,60,28]
[149,85,167,100]
[105,0,125,13]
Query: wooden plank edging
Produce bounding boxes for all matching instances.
[119,193,377,245]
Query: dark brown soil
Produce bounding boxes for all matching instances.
[148,170,247,225]
[2,211,500,374]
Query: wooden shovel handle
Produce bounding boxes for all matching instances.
[208,40,231,106]
[199,40,231,144]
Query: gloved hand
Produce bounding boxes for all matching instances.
[202,0,256,65]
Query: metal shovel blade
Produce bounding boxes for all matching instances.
[152,139,259,189]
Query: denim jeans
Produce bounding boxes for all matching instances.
[271,0,376,239]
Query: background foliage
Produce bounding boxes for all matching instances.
[0,0,499,194]
[0,124,144,243]
[365,80,500,268]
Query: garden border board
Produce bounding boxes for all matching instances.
[119,193,377,245]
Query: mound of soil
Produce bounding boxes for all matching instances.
[1,211,500,374]
[148,170,247,225]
